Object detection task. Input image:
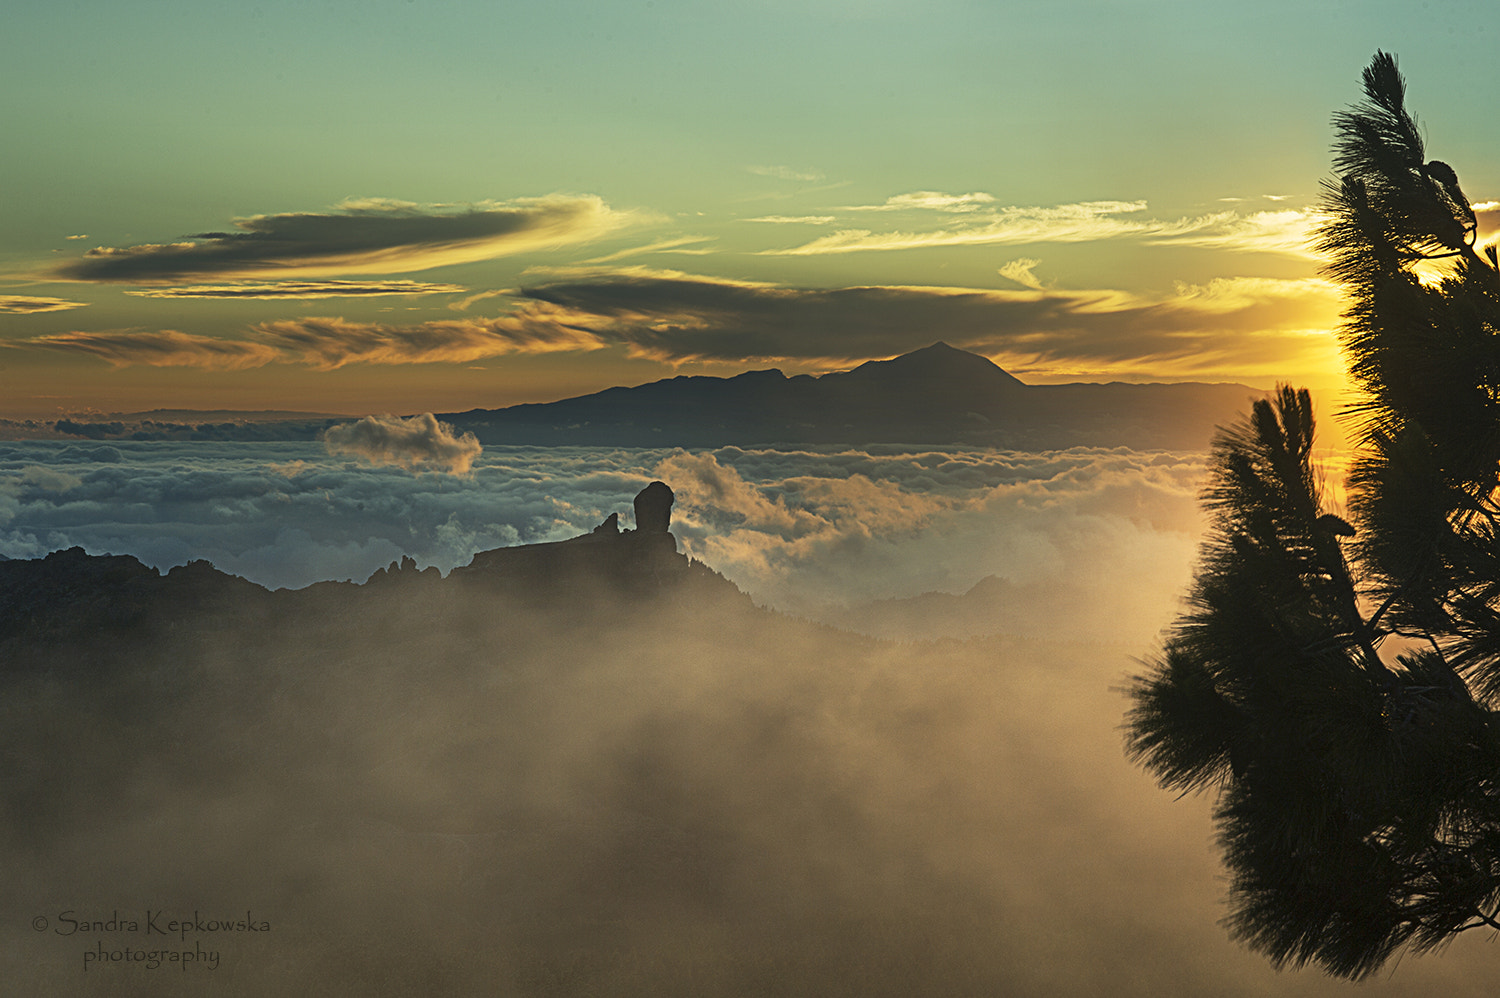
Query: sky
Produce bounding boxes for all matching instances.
[4,1,1499,418]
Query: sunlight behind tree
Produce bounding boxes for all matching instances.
[1125,51,1500,980]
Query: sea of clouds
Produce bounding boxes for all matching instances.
[0,437,1212,645]
[10,431,1500,994]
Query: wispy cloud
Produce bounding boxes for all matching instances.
[761,199,1316,258]
[48,195,629,284]
[579,235,716,265]
[747,165,825,182]
[843,191,997,212]
[744,215,838,225]
[26,330,281,369]
[323,413,481,474]
[19,309,605,371]
[125,280,468,300]
[0,295,89,314]
[997,258,1045,291]
[762,200,1150,255]
[250,312,605,369]
[1143,209,1314,254]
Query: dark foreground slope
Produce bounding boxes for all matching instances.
[4,538,1023,997]
[7,528,1470,996]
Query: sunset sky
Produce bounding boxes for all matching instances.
[3,0,1497,418]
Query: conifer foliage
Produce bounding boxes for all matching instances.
[1125,52,1500,979]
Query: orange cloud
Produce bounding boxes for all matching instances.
[126,280,468,300]
[0,295,89,314]
[27,330,280,369]
[250,311,606,369]
[12,272,1343,383]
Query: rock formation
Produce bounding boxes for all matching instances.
[453,481,684,598]
[634,481,674,534]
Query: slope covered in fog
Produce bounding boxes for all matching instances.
[6,519,1498,995]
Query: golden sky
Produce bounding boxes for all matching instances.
[3,1,1498,417]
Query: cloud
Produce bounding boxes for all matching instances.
[17,309,608,371]
[744,215,837,225]
[125,280,468,299]
[12,270,1340,379]
[48,195,628,284]
[0,439,669,587]
[998,257,1045,290]
[1144,209,1315,254]
[761,200,1315,258]
[579,235,717,265]
[25,330,281,369]
[0,437,1206,632]
[9,430,1493,998]
[503,270,1341,377]
[0,295,89,314]
[747,165,825,182]
[249,311,605,368]
[843,190,998,212]
[18,465,83,491]
[323,413,482,474]
[651,446,1209,624]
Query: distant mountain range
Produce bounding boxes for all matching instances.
[20,342,1265,449]
[439,343,1264,450]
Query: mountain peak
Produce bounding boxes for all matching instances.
[837,342,1025,390]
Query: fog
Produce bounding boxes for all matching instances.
[4,440,1496,994]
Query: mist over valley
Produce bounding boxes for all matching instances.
[4,425,1494,994]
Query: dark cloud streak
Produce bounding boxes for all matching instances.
[49,195,623,284]
[11,272,1336,377]
[126,280,468,300]
[0,295,89,314]
[513,271,1337,371]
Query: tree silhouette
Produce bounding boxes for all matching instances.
[1124,52,1500,979]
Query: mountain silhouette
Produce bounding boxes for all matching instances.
[0,483,747,674]
[440,342,1260,450]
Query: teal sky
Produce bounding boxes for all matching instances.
[3,0,1497,417]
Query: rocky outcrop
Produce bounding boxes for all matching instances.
[366,555,441,586]
[453,482,686,599]
[634,481,674,533]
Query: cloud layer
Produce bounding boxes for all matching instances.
[49,195,625,284]
[0,439,1215,642]
[17,269,1340,378]
[509,270,1340,375]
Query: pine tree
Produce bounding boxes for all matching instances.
[1124,52,1500,979]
